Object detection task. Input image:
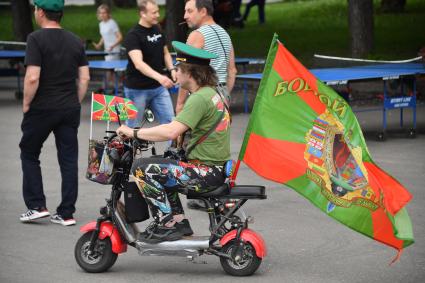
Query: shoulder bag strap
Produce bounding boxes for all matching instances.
[208,25,228,62]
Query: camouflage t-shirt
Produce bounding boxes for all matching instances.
[175,87,230,165]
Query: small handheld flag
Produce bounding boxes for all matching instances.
[91,93,138,122]
[89,93,138,139]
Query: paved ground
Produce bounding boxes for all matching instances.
[0,83,424,282]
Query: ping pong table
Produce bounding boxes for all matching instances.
[0,50,111,59]
[88,57,265,96]
[237,63,425,139]
[0,50,114,99]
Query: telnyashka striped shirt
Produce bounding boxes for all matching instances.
[197,24,232,84]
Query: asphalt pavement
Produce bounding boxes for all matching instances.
[0,84,424,283]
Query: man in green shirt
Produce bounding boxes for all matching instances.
[116,41,230,242]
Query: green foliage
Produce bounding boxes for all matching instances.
[1,0,424,66]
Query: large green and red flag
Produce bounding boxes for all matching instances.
[237,34,414,255]
[91,93,138,122]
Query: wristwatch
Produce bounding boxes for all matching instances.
[133,129,139,140]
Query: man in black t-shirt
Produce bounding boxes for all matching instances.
[123,0,175,128]
[19,0,90,226]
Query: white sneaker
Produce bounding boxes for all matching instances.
[50,213,76,226]
[20,208,50,222]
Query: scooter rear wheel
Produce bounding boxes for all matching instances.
[75,231,118,273]
[220,240,262,276]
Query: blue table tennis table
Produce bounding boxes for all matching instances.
[88,57,265,96]
[0,50,111,59]
[0,50,113,99]
[237,63,425,139]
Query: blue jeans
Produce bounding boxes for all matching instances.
[124,86,175,128]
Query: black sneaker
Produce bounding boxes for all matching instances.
[187,199,207,211]
[139,225,183,243]
[50,213,76,226]
[175,219,194,236]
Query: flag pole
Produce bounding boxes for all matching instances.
[90,92,93,140]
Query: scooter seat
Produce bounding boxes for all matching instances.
[187,184,266,199]
[222,185,267,199]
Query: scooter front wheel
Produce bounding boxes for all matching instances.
[75,231,118,273]
[220,240,262,276]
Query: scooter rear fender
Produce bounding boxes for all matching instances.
[80,221,127,254]
[220,228,266,258]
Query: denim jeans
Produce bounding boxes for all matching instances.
[124,86,175,128]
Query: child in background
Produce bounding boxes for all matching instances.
[93,4,123,89]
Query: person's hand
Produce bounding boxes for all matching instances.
[116,125,132,139]
[107,46,113,52]
[158,74,175,89]
[23,103,30,113]
[92,42,100,50]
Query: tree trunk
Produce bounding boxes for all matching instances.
[380,0,406,13]
[11,0,33,42]
[348,0,374,58]
[113,0,136,8]
[165,0,188,47]
[95,0,113,8]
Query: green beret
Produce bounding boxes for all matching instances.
[34,0,64,12]
[172,41,217,66]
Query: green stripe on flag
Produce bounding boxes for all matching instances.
[286,174,374,238]
[249,69,319,143]
[392,207,414,247]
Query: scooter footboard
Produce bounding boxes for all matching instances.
[80,221,127,254]
[220,228,266,258]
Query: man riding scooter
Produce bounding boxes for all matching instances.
[116,41,231,242]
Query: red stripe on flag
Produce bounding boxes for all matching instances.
[371,208,404,250]
[364,162,412,215]
[272,43,326,115]
[243,133,306,183]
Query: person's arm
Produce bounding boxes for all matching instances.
[117,120,189,142]
[175,31,205,114]
[77,65,90,103]
[163,46,176,82]
[93,38,104,50]
[226,45,237,93]
[128,49,174,88]
[23,65,40,113]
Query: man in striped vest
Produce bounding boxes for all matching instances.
[175,0,237,114]
[176,0,237,211]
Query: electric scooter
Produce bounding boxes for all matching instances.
[75,110,267,276]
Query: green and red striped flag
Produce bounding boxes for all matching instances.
[238,34,414,256]
[91,93,138,122]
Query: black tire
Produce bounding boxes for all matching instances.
[220,240,262,276]
[74,231,118,273]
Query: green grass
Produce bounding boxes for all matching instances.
[1,0,424,66]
